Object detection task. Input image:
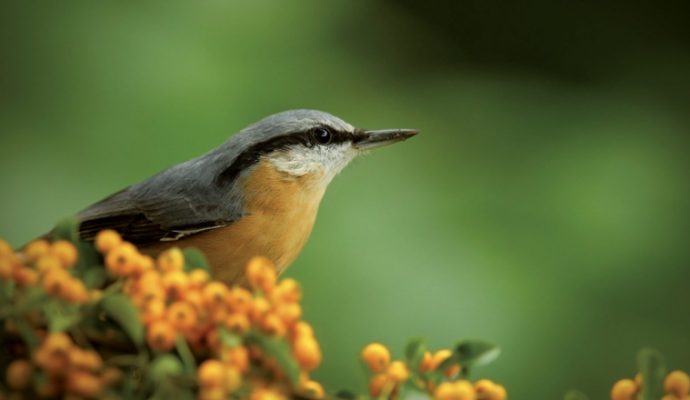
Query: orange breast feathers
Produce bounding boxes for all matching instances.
[144,159,327,284]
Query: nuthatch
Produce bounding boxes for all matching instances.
[76,110,417,283]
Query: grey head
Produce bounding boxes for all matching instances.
[77,109,417,243]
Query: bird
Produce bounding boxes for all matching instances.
[75,109,418,284]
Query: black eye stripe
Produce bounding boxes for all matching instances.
[215,126,355,186]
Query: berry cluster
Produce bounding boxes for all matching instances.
[361,342,507,400]
[611,370,690,400]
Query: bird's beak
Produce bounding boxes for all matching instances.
[354,128,419,151]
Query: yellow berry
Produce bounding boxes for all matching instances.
[293,336,322,371]
[361,342,391,373]
[203,282,229,308]
[275,302,302,326]
[157,247,184,272]
[226,287,253,313]
[223,346,250,373]
[162,270,188,296]
[36,254,62,273]
[0,239,12,256]
[223,365,242,391]
[387,361,409,383]
[167,301,197,331]
[41,269,71,298]
[369,373,393,397]
[246,256,277,292]
[292,321,314,339]
[189,268,210,288]
[665,370,690,397]
[301,380,325,399]
[13,267,39,286]
[105,243,137,276]
[146,320,176,351]
[271,278,302,303]
[24,240,50,262]
[50,240,78,267]
[225,312,251,334]
[250,388,288,400]
[249,297,271,323]
[6,359,33,390]
[95,230,122,253]
[260,312,287,337]
[197,359,224,388]
[611,379,637,400]
[66,370,102,397]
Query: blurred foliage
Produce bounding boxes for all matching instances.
[0,1,689,399]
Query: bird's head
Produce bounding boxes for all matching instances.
[215,110,418,188]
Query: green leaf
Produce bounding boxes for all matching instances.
[175,334,197,375]
[564,390,589,400]
[149,354,184,384]
[218,327,242,348]
[405,337,428,372]
[44,303,82,332]
[100,293,144,347]
[83,266,107,289]
[51,217,80,243]
[182,248,210,273]
[248,332,301,385]
[637,348,666,400]
[439,339,500,371]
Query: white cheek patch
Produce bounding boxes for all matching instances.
[267,143,357,183]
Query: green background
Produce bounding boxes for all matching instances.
[1,1,689,398]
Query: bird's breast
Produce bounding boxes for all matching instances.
[173,160,327,283]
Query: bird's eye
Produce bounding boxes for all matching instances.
[311,127,333,145]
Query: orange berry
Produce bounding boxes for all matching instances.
[181,288,204,310]
[225,312,251,334]
[611,379,637,400]
[41,269,71,297]
[189,268,210,288]
[271,278,302,303]
[95,230,122,253]
[226,287,253,313]
[250,388,288,400]
[162,270,188,296]
[101,367,124,387]
[50,240,78,268]
[293,336,321,371]
[292,321,314,339]
[665,370,690,397]
[147,320,176,351]
[69,348,103,371]
[36,254,62,273]
[13,267,38,286]
[197,359,225,388]
[431,349,452,368]
[387,361,409,383]
[246,256,277,292]
[199,387,226,400]
[361,343,391,373]
[250,297,271,323]
[223,346,250,373]
[203,282,229,308]
[0,257,15,279]
[6,359,33,390]
[157,247,184,272]
[0,239,12,256]
[369,373,393,397]
[143,298,167,324]
[261,312,287,337]
[301,380,325,399]
[24,240,50,262]
[167,301,197,330]
[63,278,88,304]
[66,370,102,397]
[44,332,72,355]
[33,347,69,376]
[493,384,507,400]
[275,302,302,326]
[105,243,137,276]
[223,365,242,391]
[419,351,433,373]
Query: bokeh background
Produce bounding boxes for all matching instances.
[1,1,689,398]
